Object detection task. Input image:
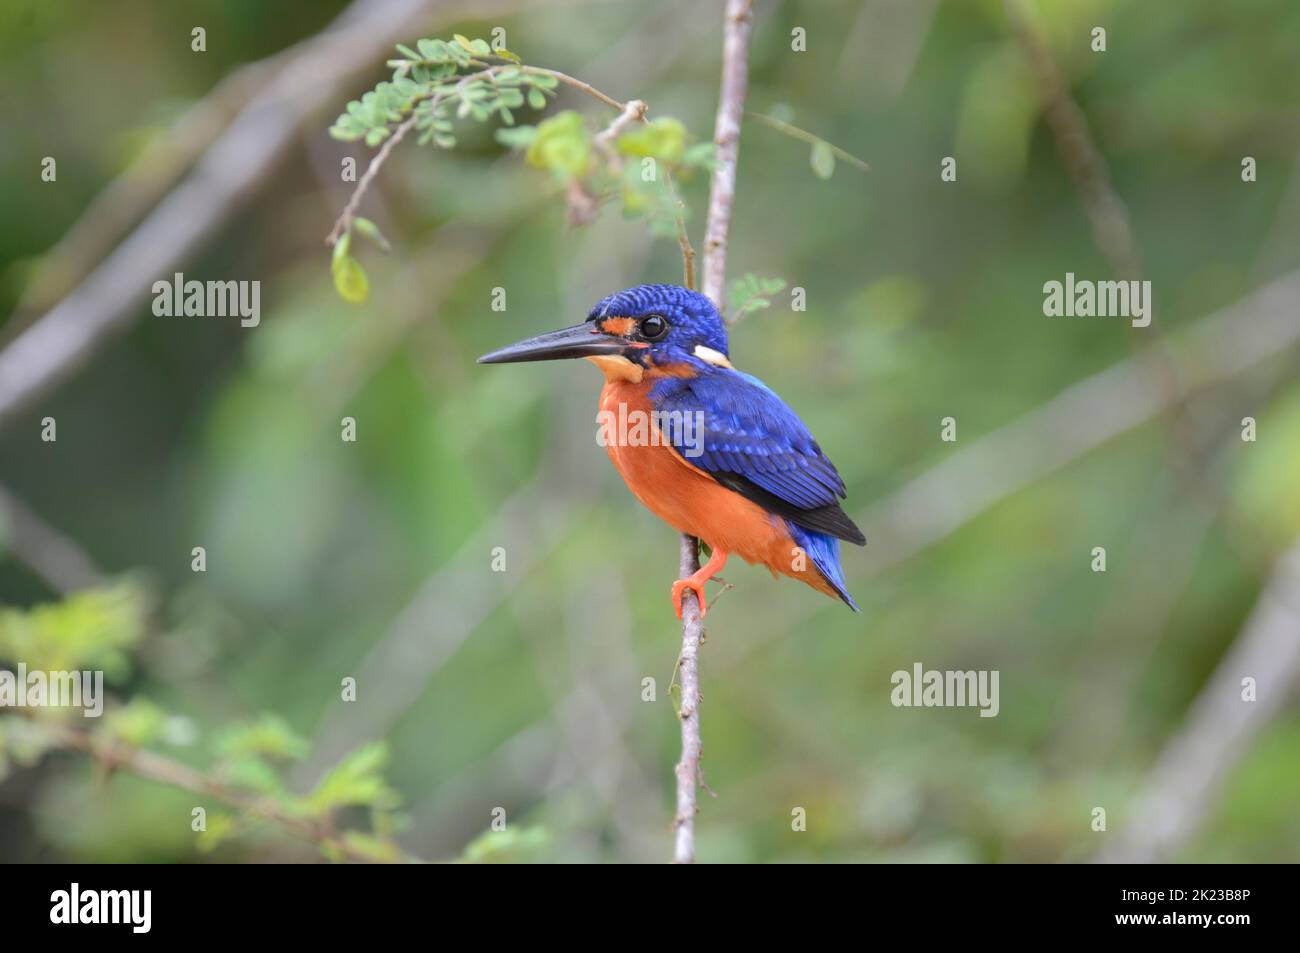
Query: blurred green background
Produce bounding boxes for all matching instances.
[1,0,1298,863]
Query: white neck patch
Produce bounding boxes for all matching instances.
[693,345,732,367]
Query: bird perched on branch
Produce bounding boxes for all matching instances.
[479,284,864,618]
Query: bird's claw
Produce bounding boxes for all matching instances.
[671,578,708,620]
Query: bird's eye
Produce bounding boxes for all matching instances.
[639,314,669,341]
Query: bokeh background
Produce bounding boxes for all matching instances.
[1,0,1298,863]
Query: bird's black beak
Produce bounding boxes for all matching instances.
[477,322,627,364]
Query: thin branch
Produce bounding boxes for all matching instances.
[0,0,448,433]
[327,108,426,246]
[0,484,106,594]
[1003,0,1141,281]
[1002,2,1228,469]
[699,0,755,310]
[5,55,281,330]
[673,0,754,867]
[521,65,627,111]
[666,174,698,290]
[746,111,871,171]
[592,98,649,154]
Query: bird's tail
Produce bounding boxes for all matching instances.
[786,522,860,611]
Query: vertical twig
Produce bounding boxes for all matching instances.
[700,0,755,310]
[673,0,754,866]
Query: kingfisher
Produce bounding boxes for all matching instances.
[478,284,865,618]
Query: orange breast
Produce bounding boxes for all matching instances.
[597,378,839,598]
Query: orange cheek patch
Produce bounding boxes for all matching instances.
[599,316,637,336]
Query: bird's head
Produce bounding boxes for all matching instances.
[477,284,730,380]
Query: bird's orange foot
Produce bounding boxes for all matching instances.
[670,547,729,620]
[672,578,708,620]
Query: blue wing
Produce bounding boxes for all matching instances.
[650,368,866,545]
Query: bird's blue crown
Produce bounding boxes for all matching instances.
[587,284,729,361]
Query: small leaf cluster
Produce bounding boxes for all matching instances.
[329,35,555,149]
[457,825,550,864]
[0,579,149,679]
[201,721,403,861]
[0,583,407,862]
[729,273,788,317]
[497,111,714,234]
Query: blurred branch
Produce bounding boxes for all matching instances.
[6,59,283,330]
[19,715,413,864]
[1002,0,1232,512]
[1003,0,1141,281]
[855,267,1300,577]
[0,485,106,594]
[0,0,560,433]
[300,456,590,776]
[746,112,871,171]
[1096,537,1300,863]
[672,0,753,867]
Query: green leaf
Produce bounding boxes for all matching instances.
[810,140,835,180]
[729,273,788,316]
[459,825,550,864]
[493,47,522,64]
[0,580,149,677]
[100,699,169,748]
[222,755,285,794]
[331,231,351,267]
[302,741,398,817]
[616,117,686,164]
[352,217,391,252]
[215,714,310,762]
[523,71,559,89]
[496,125,538,149]
[527,87,546,110]
[452,35,490,57]
[331,254,369,305]
[196,813,238,854]
[525,110,591,181]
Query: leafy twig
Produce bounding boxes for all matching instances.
[18,714,414,864]
[746,111,870,175]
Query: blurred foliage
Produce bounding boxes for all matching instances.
[1,0,1299,864]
